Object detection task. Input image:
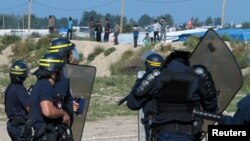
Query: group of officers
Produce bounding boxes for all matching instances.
[5,38,79,141]
[4,36,250,141]
[125,51,250,141]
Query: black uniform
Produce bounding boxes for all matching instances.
[5,83,30,141]
[221,94,250,125]
[30,53,68,141]
[5,60,30,141]
[127,52,218,141]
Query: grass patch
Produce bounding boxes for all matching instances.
[104,47,116,56]
[87,75,137,121]
[225,94,245,112]
[87,47,104,62]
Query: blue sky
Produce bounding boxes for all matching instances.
[1,0,249,25]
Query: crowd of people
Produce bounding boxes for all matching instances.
[47,15,171,46]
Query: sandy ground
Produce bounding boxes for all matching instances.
[0,115,138,141]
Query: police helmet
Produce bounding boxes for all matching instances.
[49,38,74,57]
[9,60,29,82]
[33,53,64,77]
[163,50,191,67]
[145,53,164,71]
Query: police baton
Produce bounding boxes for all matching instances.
[117,96,128,106]
[192,109,221,122]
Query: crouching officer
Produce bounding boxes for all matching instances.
[126,50,219,141]
[30,53,70,141]
[5,60,30,141]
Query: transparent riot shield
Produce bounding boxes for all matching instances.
[189,29,243,132]
[64,64,96,141]
[136,71,146,141]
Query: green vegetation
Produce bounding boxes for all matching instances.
[87,46,105,62]
[1,35,21,47]
[87,75,137,120]
[104,47,116,56]
[1,36,250,121]
[183,35,200,50]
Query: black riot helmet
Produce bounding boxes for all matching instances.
[33,53,65,78]
[49,38,74,57]
[9,60,29,83]
[145,53,164,71]
[163,50,191,67]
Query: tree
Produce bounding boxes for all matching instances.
[138,14,153,27]
[193,17,201,27]
[214,17,221,26]
[241,22,250,29]
[205,16,213,26]
[158,14,173,26]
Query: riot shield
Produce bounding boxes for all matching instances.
[138,109,146,141]
[136,71,146,141]
[189,29,243,131]
[64,64,96,141]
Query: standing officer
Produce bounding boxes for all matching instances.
[30,53,70,140]
[141,53,164,141]
[5,60,30,141]
[127,50,219,141]
[49,38,80,117]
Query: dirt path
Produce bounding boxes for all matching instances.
[0,115,138,141]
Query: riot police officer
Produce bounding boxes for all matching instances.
[141,53,164,141]
[126,50,219,141]
[30,53,70,141]
[49,38,80,116]
[5,60,30,141]
[220,94,250,125]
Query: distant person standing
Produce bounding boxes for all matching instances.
[114,23,120,45]
[88,17,96,38]
[160,18,167,42]
[152,19,161,43]
[104,18,111,42]
[133,24,139,47]
[48,15,55,35]
[95,21,103,42]
[67,17,73,39]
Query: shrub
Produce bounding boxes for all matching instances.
[1,35,20,46]
[220,34,231,42]
[11,41,30,61]
[159,44,172,53]
[183,35,200,50]
[36,37,52,50]
[110,50,145,75]
[78,53,84,62]
[30,32,41,38]
[232,46,249,68]
[104,47,116,56]
[0,44,6,54]
[87,47,105,62]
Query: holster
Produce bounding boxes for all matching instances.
[21,119,33,138]
[34,124,58,141]
[9,116,27,127]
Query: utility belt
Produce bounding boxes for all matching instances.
[154,123,193,135]
[34,123,74,141]
[8,116,27,126]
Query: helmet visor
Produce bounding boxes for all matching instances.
[70,46,80,63]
